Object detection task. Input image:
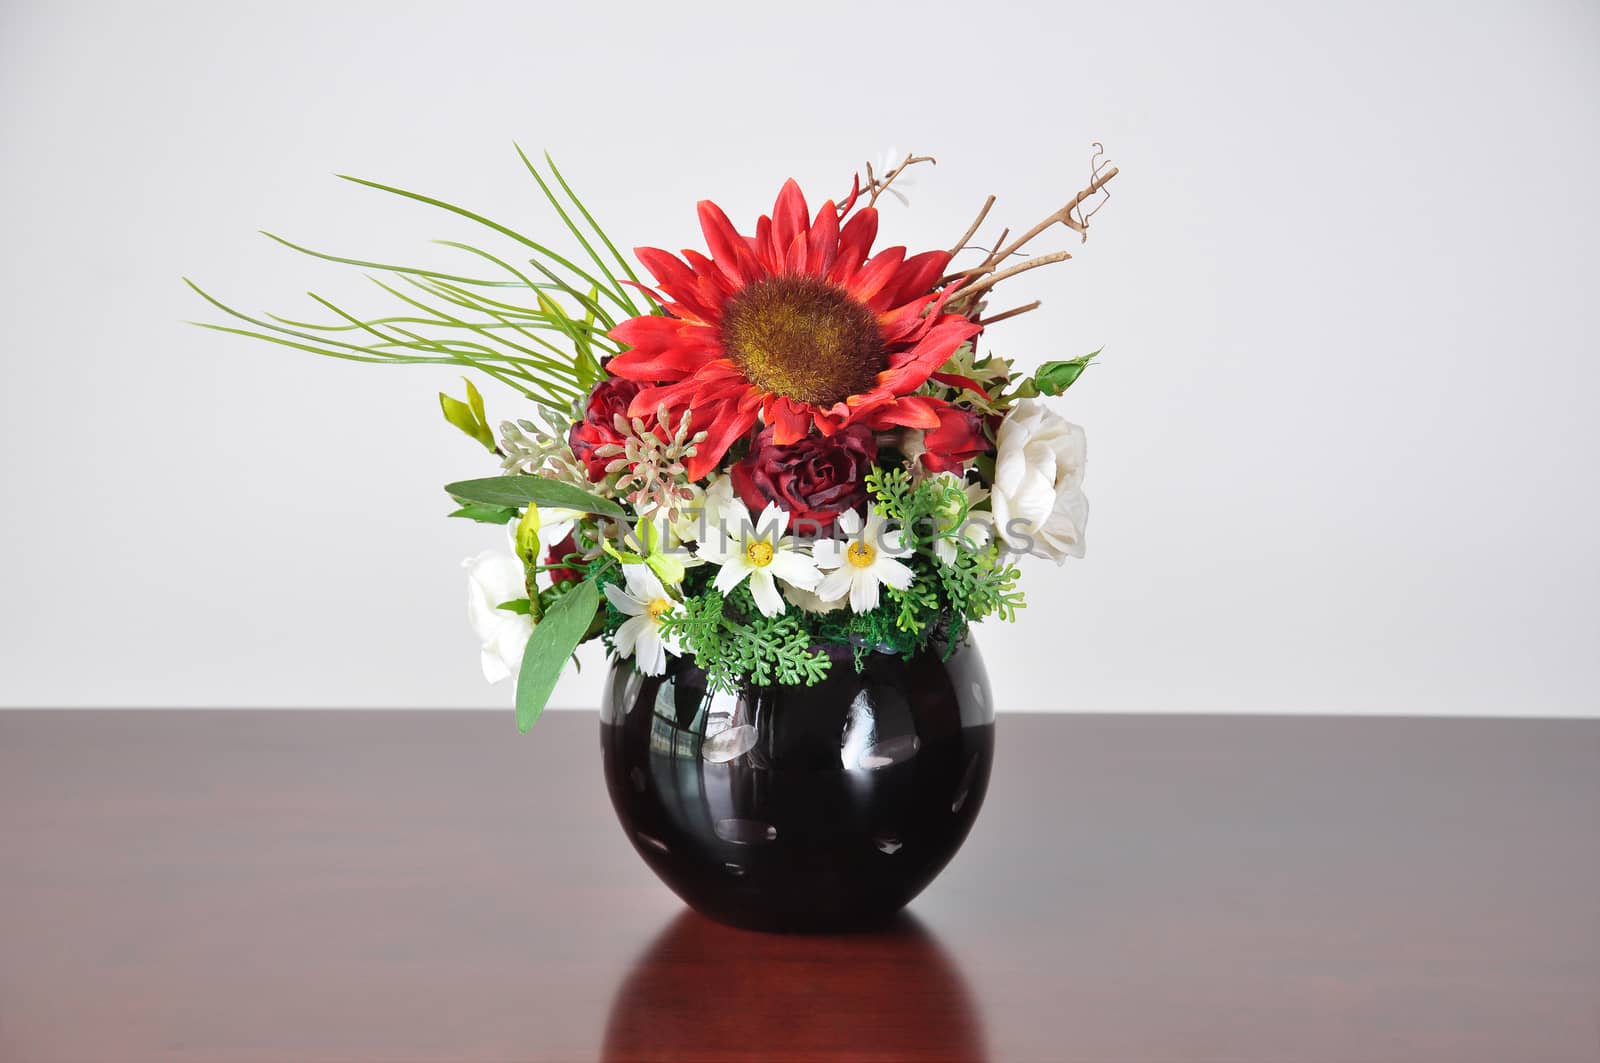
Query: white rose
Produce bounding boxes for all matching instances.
[464,550,533,683]
[991,399,1088,563]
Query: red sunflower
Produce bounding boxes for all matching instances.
[606,179,981,479]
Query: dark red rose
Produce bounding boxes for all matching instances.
[919,406,992,474]
[568,378,645,482]
[545,532,581,585]
[731,424,875,533]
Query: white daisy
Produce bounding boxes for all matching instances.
[814,507,916,613]
[603,564,683,677]
[696,501,822,618]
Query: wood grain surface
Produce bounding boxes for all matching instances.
[1,710,1596,1062]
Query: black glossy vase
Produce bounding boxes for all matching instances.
[599,635,995,932]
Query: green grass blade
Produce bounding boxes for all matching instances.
[336,174,633,317]
[260,232,525,288]
[514,144,640,317]
[543,151,643,289]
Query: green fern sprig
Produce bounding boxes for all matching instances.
[656,585,830,693]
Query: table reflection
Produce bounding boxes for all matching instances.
[601,910,987,1062]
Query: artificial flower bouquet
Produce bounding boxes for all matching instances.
[192,149,1117,729]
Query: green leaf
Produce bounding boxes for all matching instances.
[465,378,488,424]
[445,475,626,519]
[1022,348,1101,397]
[516,579,599,731]
[448,504,519,524]
[496,599,533,615]
[439,383,496,451]
[600,538,645,566]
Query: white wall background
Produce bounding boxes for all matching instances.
[2,0,1596,715]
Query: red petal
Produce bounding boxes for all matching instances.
[609,344,720,382]
[680,249,728,289]
[608,318,722,380]
[875,297,936,343]
[753,216,780,274]
[771,179,810,256]
[783,230,809,275]
[620,279,666,308]
[876,249,950,309]
[826,208,878,287]
[608,314,691,348]
[629,378,701,419]
[845,246,906,305]
[836,173,863,217]
[693,369,758,405]
[876,316,981,393]
[697,200,762,289]
[806,201,839,276]
[634,246,721,323]
[931,371,990,397]
[865,394,943,430]
[767,397,813,444]
[684,402,759,479]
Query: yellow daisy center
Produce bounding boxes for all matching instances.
[846,540,876,569]
[721,276,886,406]
[745,540,775,567]
[647,598,672,620]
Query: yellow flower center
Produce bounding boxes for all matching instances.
[647,598,673,620]
[721,276,886,406]
[846,541,876,569]
[745,540,775,567]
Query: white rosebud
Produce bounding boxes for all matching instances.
[990,399,1088,563]
[464,551,533,684]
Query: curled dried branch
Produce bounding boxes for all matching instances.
[943,145,1119,317]
[969,165,1118,279]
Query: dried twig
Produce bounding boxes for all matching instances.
[981,226,1010,266]
[1076,142,1113,230]
[947,195,996,258]
[973,165,1118,279]
[959,250,1075,304]
[943,146,1120,315]
[864,152,936,208]
[976,300,1042,327]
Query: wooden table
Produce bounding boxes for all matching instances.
[1,711,1596,1063]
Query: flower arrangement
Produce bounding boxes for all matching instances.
[191,148,1118,729]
